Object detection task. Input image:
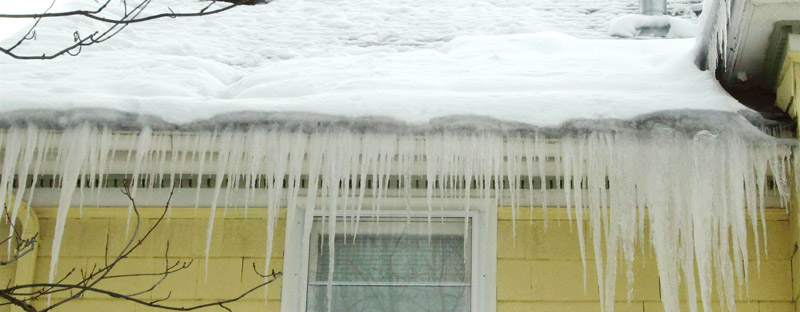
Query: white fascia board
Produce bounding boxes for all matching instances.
[790,34,800,51]
[728,0,800,83]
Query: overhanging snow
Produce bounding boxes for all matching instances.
[0,34,759,133]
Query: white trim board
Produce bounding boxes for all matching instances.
[280,200,497,312]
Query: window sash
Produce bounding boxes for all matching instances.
[305,284,471,312]
[307,282,471,287]
[306,216,473,311]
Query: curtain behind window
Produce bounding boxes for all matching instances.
[307,218,471,312]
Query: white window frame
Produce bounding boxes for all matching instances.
[281,199,497,312]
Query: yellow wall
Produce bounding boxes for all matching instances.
[497,208,795,312]
[1,219,18,312]
[3,205,796,312]
[775,50,799,123]
[792,186,800,312]
[792,124,800,312]
[15,207,284,312]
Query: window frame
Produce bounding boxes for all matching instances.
[281,202,496,312]
[306,215,473,286]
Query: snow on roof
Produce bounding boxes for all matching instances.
[0,0,751,132]
[607,14,697,38]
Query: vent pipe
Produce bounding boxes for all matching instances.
[640,0,666,15]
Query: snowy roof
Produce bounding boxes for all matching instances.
[0,0,757,133]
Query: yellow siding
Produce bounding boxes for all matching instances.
[497,207,795,312]
[20,207,284,312]
[792,162,800,312]
[4,204,797,311]
[776,51,800,121]
[793,108,800,312]
[0,220,17,312]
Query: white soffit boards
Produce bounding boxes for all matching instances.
[726,0,800,85]
[791,33,800,51]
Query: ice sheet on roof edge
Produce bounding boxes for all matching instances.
[0,124,798,312]
[0,108,792,141]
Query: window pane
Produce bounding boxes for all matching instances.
[306,217,472,312]
[307,285,470,312]
[314,233,468,283]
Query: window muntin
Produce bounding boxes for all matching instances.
[306,217,472,312]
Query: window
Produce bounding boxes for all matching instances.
[306,217,472,312]
[281,207,495,312]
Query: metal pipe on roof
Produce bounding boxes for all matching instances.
[640,0,666,15]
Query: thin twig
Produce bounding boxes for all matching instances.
[6,271,282,311]
[1,182,283,312]
[0,0,259,59]
[1,208,38,266]
[0,1,243,24]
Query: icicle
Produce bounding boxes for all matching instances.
[193,132,215,212]
[24,130,51,228]
[7,125,37,252]
[438,136,451,223]
[125,128,153,236]
[86,130,98,201]
[398,137,415,222]
[523,137,536,223]
[297,133,326,307]
[78,127,99,217]
[48,124,93,301]
[424,134,441,239]
[561,139,574,228]
[0,127,24,238]
[222,133,246,216]
[352,134,377,242]
[263,130,291,301]
[374,134,396,225]
[586,134,607,312]
[203,131,234,279]
[283,131,307,257]
[319,132,360,312]
[504,137,519,243]
[244,129,266,217]
[156,134,169,189]
[95,128,112,207]
[535,133,548,226]
[177,134,191,190]
[0,122,791,312]
[567,137,588,293]
[554,142,563,227]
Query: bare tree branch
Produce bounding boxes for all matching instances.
[0,207,37,266]
[0,0,262,60]
[0,0,245,22]
[3,271,282,311]
[0,182,283,311]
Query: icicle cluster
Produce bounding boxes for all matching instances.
[694,0,730,71]
[0,124,796,312]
